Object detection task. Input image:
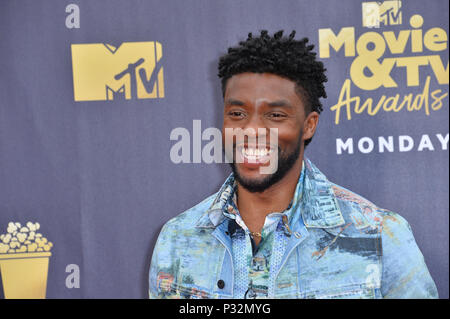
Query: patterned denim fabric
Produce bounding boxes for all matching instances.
[149,158,438,299]
[219,164,305,298]
[224,165,304,298]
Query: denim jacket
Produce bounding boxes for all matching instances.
[149,159,438,299]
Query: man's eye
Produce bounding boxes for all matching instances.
[268,113,286,118]
[228,111,244,117]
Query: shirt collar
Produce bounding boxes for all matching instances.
[195,158,344,229]
[223,166,305,234]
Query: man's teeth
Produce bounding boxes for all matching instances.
[241,148,272,157]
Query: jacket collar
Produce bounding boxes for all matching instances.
[195,158,345,229]
[300,159,345,228]
[195,174,235,229]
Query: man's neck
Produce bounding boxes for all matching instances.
[236,154,304,234]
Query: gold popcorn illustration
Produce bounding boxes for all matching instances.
[0,222,53,299]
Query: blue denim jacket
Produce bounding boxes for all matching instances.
[149,159,438,299]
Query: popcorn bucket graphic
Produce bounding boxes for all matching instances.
[0,252,51,299]
[0,222,53,299]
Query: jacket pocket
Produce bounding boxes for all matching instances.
[304,284,377,299]
[168,280,213,299]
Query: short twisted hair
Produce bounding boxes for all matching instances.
[218,30,327,146]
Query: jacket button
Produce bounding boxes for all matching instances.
[217,280,225,289]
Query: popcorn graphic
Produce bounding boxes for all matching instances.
[0,222,53,299]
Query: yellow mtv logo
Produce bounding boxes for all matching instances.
[362,1,402,28]
[71,41,164,101]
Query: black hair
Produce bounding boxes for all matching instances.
[218,30,327,146]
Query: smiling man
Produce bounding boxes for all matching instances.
[149,30,438,299]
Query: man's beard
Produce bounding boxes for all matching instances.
[227,134,302,193]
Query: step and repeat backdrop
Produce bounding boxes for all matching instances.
[0,0,448,298]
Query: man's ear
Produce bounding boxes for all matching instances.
[302,112,319,141]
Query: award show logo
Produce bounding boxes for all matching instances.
[362,0,402,28]
[318,1,449,154]
[71,41,164,101]
[0,222,53,299]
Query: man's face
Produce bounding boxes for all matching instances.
[222,72,314,193]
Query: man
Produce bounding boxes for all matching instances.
[149,30,438,299]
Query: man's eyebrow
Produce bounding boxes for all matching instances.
[225,98,294,108]
[267,100,293,108]
[225,98,245,106]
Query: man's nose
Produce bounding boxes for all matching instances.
[242,115,269,144]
